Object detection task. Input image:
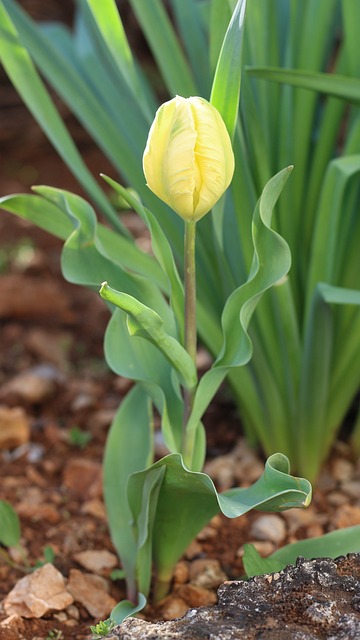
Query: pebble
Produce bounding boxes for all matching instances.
[0,364,63,405]
[72,549,118,574]
[157,596,189,621]
[250,514,287,544]
[331,458,354,483]
[189,559,228,589]
[62,458,102,499]
[3,563,73,618]
[81,498,107,521]
[333,504,360,528]
[67,569,117,619]
[175,584,217,607]
[340,480,360,499]
[236,540,275,558]
[327,490,350,506]
[0,405,30,449]
[184,540,202,560]
[172,561,190,584]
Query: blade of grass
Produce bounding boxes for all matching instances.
[128,0,197,97]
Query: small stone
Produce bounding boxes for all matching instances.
[63,458,102,499]
[333,504,360,528]
[204,454,235,490]
[326,490,349,506]
[73,549,118,574]
[67,569,116,618]
[341,480,360,500]
[175,584,217,607]
[0,275,74,322]
[3,563,73,618]
[189,559,228,589]
[250,514,287,544]
[184,540,202,560]
[306,523,325,538]
[236,540,275,558]
[0,365,62,405]
[157,596,189,621]
[66,604,80,620]
[332,458,354,483]
[0,405,30,449]
[173,561,190,584]
[0,613,25,633]
[196,525,217,541]
[81,499,106,520]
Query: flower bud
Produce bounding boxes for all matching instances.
[143,95,235,222]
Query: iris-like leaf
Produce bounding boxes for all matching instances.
[243,525,360,578]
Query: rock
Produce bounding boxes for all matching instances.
[0,274,74,322]
[175,584,217,607]
[189,558,228,589]
[62,458,102,499]
[3,563,73,618]
[0,365,63,405]
[24,328,72,369]
[332,458,354,483]
[73,550,118,574]
[333,504,360,528]
[106,555,360,640]
[157,596,189,621]
[67,569,117,618]
[250,514,287,544]
[236,540,275,558]
[0,405,30,449]
[81,499,107,521]
[172,561,190,585]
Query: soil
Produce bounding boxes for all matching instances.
[1,8,360,639]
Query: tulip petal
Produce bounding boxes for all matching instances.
[143,95,235,222]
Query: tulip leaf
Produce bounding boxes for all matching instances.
[101,174,185,343]
[103,385,153,603]
[110,593,147,625]
[243,525,360,578]
[0,501,21,548]
[99,282,197,389]
[104,309,186,458]
[127,452,311,598]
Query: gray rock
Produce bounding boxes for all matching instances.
[104,554,360,640]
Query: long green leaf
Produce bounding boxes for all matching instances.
[243,525,360,578]
[247,66,360,105]
[210,0,247,140]
[0,0,125,234]
[103,385,153,603]
[128,0,197,97]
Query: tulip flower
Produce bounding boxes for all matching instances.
[143,95,235,222]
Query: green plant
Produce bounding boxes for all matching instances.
[68,426,93,449]
[46,630,64,640]
[0,0,359,482]
[0,0,359,620]
[90,618,116,639]
[0,500,56,571]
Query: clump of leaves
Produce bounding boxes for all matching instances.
[68,426,93,449]
[0,500,55,571]
[90,618,116,639]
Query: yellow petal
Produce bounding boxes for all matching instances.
[143,95,234,221]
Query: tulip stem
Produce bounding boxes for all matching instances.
[183,220,197,458]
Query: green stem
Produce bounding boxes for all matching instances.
[182,220,197,459]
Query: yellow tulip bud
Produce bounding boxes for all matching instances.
[143,95,235,222]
